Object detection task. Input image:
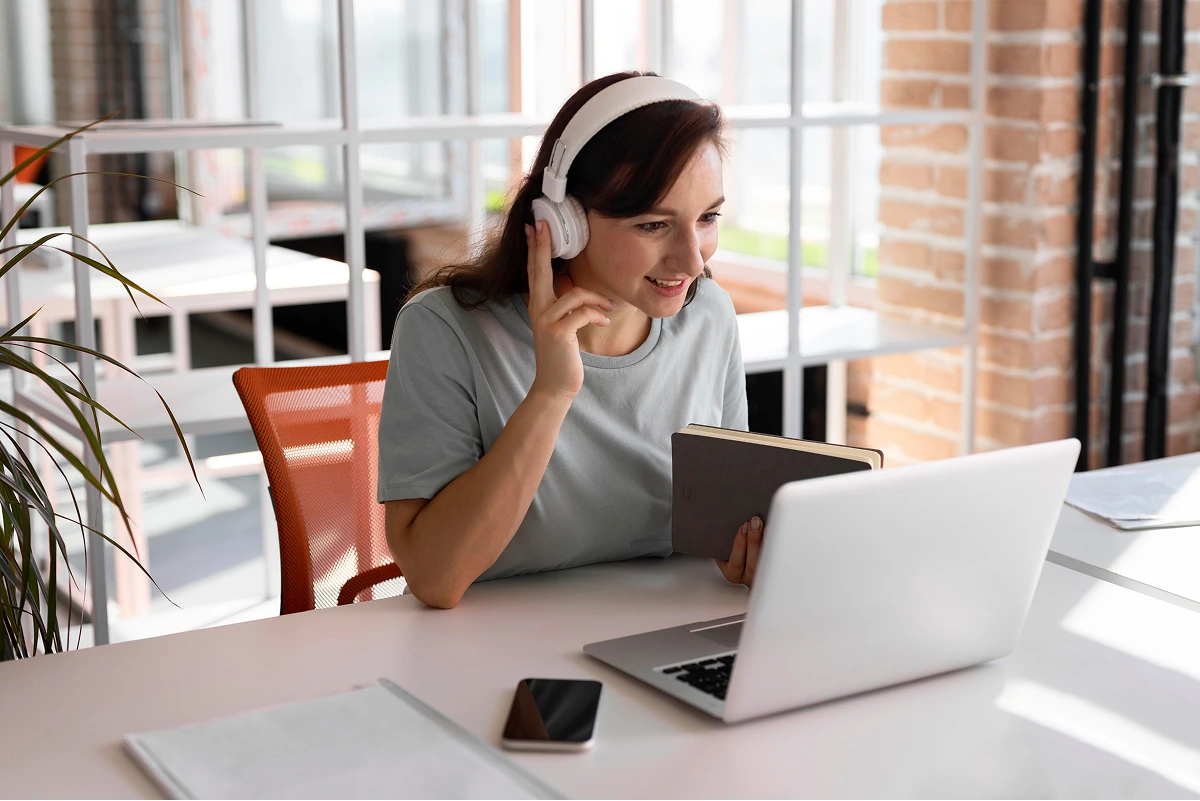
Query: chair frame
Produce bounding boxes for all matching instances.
[234,361,401,614]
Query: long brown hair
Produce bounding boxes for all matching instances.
[406,71,727,309]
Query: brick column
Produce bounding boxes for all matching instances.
[869,0,1200,465]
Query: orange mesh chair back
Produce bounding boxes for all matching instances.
[233,361,402,614]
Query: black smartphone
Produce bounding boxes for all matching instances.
[500,678,603,752]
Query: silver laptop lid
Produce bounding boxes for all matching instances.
[723,439,1080,723]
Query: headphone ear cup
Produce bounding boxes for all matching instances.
[531,195,590,260]
[560,194,589,259]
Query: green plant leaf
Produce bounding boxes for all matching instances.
[0,231,168,314]
[1,343,138,437]
[1,341,141,440]
[0,401,128,521]
[0,417,178,610]
[1,116,202,657]
[0,112,117,188]
[0,169,202,264]
[0,347,133,505]
[2,337,203,496]
[0,308,42,340]
[0,425,82,577]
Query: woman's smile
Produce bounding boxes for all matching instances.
[645,275,690,297]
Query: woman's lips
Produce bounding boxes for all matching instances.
[645,276,688,297]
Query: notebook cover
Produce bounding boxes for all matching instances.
[672,429,878,560]
[121,679,561,800]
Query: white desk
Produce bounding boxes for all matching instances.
[13,219,382,371]
[1050,452,1200,613]
[736,304,965,374]
[2,556,1198,798]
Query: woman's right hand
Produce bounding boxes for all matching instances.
[525,220,617,402]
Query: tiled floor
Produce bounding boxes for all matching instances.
[51,314,289,646]
[57,433,281,645]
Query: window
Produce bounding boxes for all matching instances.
[0,0,982,644]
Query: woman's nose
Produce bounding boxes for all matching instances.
[670,225,706,275]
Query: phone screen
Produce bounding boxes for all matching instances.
[502,678,602,744]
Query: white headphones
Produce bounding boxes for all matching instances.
[531,76,703,260]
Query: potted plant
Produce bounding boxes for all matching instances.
[0,120,199,659]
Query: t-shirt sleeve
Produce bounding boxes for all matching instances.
[722,308,749,432]
[376,301,484,502]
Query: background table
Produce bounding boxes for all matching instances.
[1,555,1198,798]
[1050,451,1200,613]
[13,219,381,372]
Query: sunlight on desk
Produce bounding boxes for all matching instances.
[1060,580,1200,682]
[204,450,264,470]
[996,679,1200,794]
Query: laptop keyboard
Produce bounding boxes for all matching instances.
[661,655,736,701]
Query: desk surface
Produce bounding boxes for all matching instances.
[1050,452,1200,613]
[14,220,378,319]
[1,556,1198,798]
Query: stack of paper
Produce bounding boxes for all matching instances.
[124,679,559,799]
[1065,464,1200,530]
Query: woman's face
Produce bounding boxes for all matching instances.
[569,141,724,319]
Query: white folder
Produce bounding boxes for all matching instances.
[123,679,560,800]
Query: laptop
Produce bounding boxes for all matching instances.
[584,438,1080,723]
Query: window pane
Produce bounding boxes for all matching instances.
[715,127,832,271]
[669,0,725,99]
[482,137,522,213]
[362,142,451,201]
[802,0,834,104]
[804,0,890,109]
[356,0,448,121]
[669,0,790,105]
[805,0,978,114]
[595,0,644,77]
[257,0,341,122]
[480,0,512,113]
[524,0,582,116]
[720,128,790,263]
[851,125,883,278]
[739,0,791,104]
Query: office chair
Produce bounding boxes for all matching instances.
[233,360,402,614]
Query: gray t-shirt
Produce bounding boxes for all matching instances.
[376,277,748,582]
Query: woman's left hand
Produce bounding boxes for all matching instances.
[716,516,763,588]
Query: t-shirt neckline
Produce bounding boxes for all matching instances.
[511,294,662,369]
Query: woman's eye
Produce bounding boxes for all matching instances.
[700,212,723,225]
[638,221,668,233]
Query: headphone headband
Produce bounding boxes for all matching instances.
[540,76,703,203]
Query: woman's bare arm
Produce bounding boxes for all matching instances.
[383,221,615,609]
[385,388,571,608]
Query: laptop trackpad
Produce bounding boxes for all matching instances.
[691,620,743,649]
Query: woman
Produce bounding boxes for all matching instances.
[377,72,763,608]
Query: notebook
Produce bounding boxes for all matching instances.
[123,679,560,800]
[1065,462,1200,530]
[672,424,884,560]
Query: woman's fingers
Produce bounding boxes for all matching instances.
[717,523,748,583]
[743,516,763,588]
[557,307,611,334]
[716,518,762,587]
[546,286,617,326]
[525,221,557,314]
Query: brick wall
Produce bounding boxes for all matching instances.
[870,0,1200,465]
[47,0,176,223]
